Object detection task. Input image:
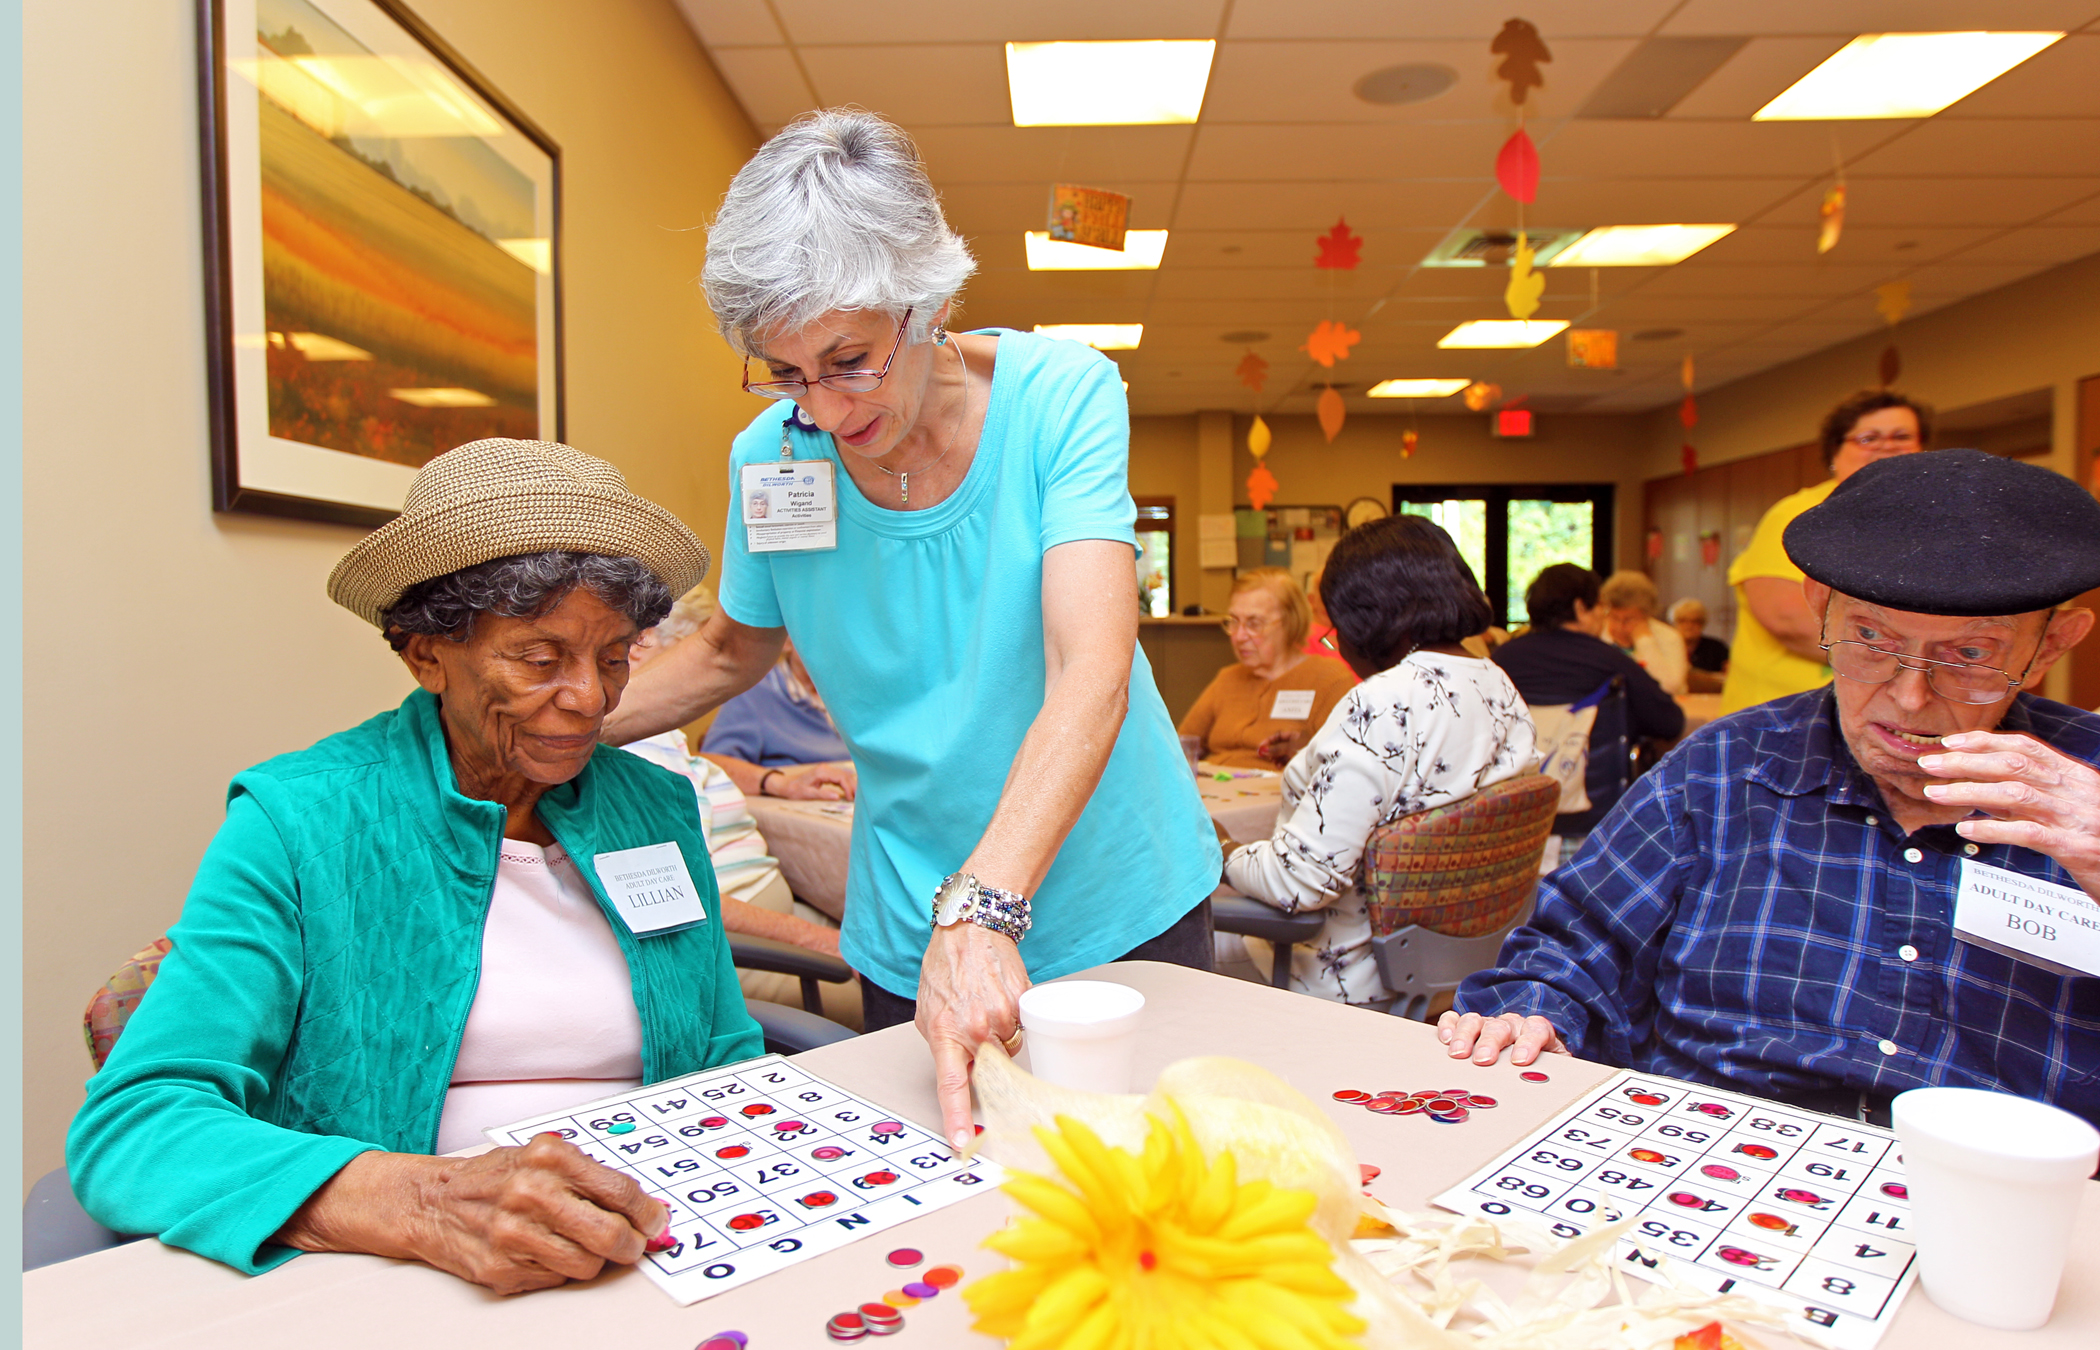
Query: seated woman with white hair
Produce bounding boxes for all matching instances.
[1600,569,1690,697]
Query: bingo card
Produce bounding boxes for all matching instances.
[484,1054,1003,1305]
[1431,1070,1917,1350]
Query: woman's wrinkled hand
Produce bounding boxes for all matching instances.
[916,923,1032,1150]
[277,1134,669,1296]
[1255,728,1305,765]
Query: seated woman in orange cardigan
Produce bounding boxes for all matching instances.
[1179,568,1357,769]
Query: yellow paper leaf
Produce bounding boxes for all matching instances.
[1462,381,1501,412]
[1300,320,1361,368]
[1317,387,1346,443]
[1875,280,1912,326]
[1504,231,1544,321]
[1248,414,1272,459]
[1817,182,1846,254]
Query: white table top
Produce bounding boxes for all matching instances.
[35,963,2094,1349]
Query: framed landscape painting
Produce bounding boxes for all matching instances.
[200,0,561,525]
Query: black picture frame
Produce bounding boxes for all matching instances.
[200,0,562,526]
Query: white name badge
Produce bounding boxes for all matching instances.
[1271,689,1316,719]
[593,842,710,937]
[740,458,837,554]
[1953,857,2100,978]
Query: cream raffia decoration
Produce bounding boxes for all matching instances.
[963,1045,1785,1350]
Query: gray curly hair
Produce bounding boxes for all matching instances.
[381,552,673,652]
[702,108,976,354]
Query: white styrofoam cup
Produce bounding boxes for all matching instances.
[1891,1086,2100,1330]
[1017,980,1146,1094]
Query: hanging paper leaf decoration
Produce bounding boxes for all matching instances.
[1301,319,1361,367]
[1645,528,1664,562]
[1401,428,1418,459]
[1879,345,1902,387]
[1235,350,1269,393]
[1248,414,1272,459]
[1462,381,1502,412]
[1314,217,1363,270]
[1246,461,1279,510]
[1817,182,1846,255]
[1700,531,1722,567]
[1504,231,1544,322]
[1682,442,1698,476]
[1875,280,1912,327]
[1679,395,1698,430]
[1490,19,1553,105]
[1566,328,1617,369]
[1317,386,1346,443]
[1495,129,1540,204]
[1680,353,1695,392]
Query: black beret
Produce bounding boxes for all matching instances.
[1784,448,2100,616]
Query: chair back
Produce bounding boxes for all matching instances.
[1361,772,1561,939]
[83,938,171,1072]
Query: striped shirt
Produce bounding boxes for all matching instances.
[1458,688,2100,1126]
[618,732,782,905]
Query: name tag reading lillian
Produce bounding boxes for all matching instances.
[1271,689,1316,719]
[740,458,837,554]
[593,842,709,937]
[1953,857,2100,978]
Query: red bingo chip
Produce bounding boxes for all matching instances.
[1424,1097,1459,1113]
[1519,1071,1550,1083]
[860,1302,903,1324]
[799,1191,839,1208]
[1332,1090,1372,1102]
[924,1265,964,1288]
[726,1213,767,1231]
[1880,1181,1909,1200]
[1429,1110,1468,1124]
[1701,1164,1741,1182]
[700,1115,729,1128]
[826,1311,868,1342]
[1464,1095,1499,1109]
[741,1103,775,1117]
[716,1144,750,1159]
[1367,1100,1409,1115]
[812,1146,847,1160]
[1392,1100,1426,1116]
[774,1119,807,1132]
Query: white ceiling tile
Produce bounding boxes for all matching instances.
[1665,37,1854,120]
[1148,267,1392,301]
[1936,226,2100,267]
[673,0,785,47]
[1901,260,2064,297]
[1203,40,1637,124]
[1545,120,1907,179]
[1173,178,1492,230]
[706,47,818,127]
[796,44,1012,125]
[1514,176,1805,224]
[1661,1,2100,36]
[2041,189,2100,223]
[1850,119,2100,176]
[1702,224,1996,264]
[1185,122,1512,180]
[1226,0,1680,40]
[1156,229,1450,268]
[768,0,1227,44]
[911,125,1195,184]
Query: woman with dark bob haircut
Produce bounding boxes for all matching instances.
[1221,517,1537,1006]
[68,440,760,1294]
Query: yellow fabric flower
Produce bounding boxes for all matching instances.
[964,1103,1366,1350]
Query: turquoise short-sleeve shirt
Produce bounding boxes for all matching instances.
[718,329,1220,996]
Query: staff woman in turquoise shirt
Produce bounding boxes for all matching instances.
[608,110,1220,1148]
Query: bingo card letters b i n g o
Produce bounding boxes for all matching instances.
[484,1055,1003,1305]
[1432,1070,1918,1350]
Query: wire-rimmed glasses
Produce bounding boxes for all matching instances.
[741,309,912,400]
[1820,613,2038,705]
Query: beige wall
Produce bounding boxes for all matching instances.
[22,0,756,1182]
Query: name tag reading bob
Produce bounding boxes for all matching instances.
[1953,858,2100,978]
[593,842,709,937]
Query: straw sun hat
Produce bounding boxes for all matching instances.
[327,438,711,629]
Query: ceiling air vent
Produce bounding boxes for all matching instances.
[1577,37,1749,119]
[1421,227,1579,268]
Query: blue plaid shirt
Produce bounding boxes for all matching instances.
[1458,688,2100,1126]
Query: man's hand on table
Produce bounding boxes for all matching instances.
[1436,1010,1570,1066]
[275,1134,668,1295]
[1920,730,2100,898]
[776,762,857,801]
[916,922,1031,1151]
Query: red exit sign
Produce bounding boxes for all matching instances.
[1492,408,1534,438]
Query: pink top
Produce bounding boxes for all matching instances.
[433,841,644,1153]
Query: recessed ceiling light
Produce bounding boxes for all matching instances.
[1034,324,1143,350]
[1368,379,1472,398]
[1753,32,2063,121]
[1437,320,1568,349]
[1550,225,1734,267]
[1024,230,1169,270]
[1006,41,1216,126]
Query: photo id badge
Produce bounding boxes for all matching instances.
[741,458,837,554]
[593,842,710,937]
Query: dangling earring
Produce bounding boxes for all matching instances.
[931,326,949,346]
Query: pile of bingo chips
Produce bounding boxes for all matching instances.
[691,1252,965,1348]
[1333,1087,1501,1123]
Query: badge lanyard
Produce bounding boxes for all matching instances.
[739,409,839,554]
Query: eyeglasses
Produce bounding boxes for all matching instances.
[1222,615,1272,636]
[1819,616,2039,706]
[1843,428,1919,451]
[741,309,912,400]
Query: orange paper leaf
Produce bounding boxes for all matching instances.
[1875,280,1912,326]
[1504,232,1544,322]
[1315,217,1363,270]
[1462,381,1501,412]
[1401,428,1418,458]
[1317,386,1346,442]
[1302,320,1361,367]
[1490,19,1553,105]
[1817,181,1846,254]
[1236,350,1270,393]
[1681,353,1696,391]
[1246,462,1279,510]
[1496,129,1540,204]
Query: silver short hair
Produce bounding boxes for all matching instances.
[703,109,976,355]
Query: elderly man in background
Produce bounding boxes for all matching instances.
[1670,598,1729,693]
[1721,390,1931,712]
[1444,451,2100,1128]
[1599,569,1689,696]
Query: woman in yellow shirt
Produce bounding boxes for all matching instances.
[1180,568,1358,769]
[1721,390,1932,713]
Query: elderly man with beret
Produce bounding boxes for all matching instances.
[1442,451,2100,1127]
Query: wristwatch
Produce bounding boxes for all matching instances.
[930,871,1031,943]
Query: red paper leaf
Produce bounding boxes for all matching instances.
[1682,442,1699,476]
[1235,351,1270,393]
[1315,217,1363,270]
[1679,394,1698,430]
[1317,387,1347,442]
[1246,462,1279,510]
[1645,528,1664,561]
[1401,428,1418,459]
[1879,344,1901,387]
[1490,19,1553,106]
[1700,532,1722,567]
[1496,129,1539,204]
[1301,320,1361,367]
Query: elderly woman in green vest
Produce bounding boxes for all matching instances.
[67,440,761,1293]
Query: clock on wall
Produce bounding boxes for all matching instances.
[1344,497,1389,530]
